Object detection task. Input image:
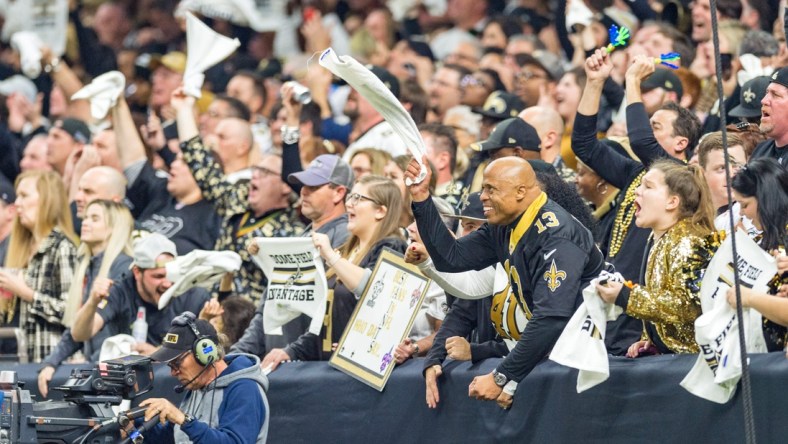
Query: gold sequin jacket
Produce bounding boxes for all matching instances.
[622,219,714,354]
[181,136,305,305]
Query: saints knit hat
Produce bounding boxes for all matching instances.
[769,66,788,90]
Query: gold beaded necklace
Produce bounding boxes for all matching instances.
[608,170,645,258]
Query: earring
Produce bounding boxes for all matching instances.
[595,182,608,195]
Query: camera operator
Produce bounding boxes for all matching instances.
[139,311,269,443]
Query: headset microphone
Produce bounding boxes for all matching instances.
[173,356,215,393]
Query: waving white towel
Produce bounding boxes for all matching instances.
[71,71,125,120]
[182,12,240,98]
[159,250,242,309]
[737,54,775,87]
[11,31,43,79]
[319,48,427,185]
[176,0,285,32]
[550,271,623,393]
[680,230,775,403]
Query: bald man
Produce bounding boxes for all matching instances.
[519,106,575,183]
[213,117,254,184]
[74,166,127,218]
[406,156,604,410]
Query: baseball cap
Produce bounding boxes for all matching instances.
[0,75,37,103]
[150,314,218,363]
[131,233,177,269]
[641,68,684,101]
[405,37,435,61]
[288,154,354,188]
[515,50,564,81]
[470,118,541,152]
[770,66,788,90]
[473,91,526,120]
[449,192,485,221]
[366,65,400,99]
[53,118,91,144]
[150,51,187,74]
[0,178,14,205]
[730,76,770,119]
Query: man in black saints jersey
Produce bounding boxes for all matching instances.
[406,156,604,409]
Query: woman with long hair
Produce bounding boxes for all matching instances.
[38,199,134,396]
[728,158,788,351]
[597,160,718,356]
[262,175,407,369]
[0,171,78,363]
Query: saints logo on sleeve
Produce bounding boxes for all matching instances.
[543,259,567,292]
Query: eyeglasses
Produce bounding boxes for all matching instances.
[253,166,281,177]
[167,351,189,373]
[345,192,380,206]
[515,69,547,82]
[461,75,489,89]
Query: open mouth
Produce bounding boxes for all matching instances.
[634,200,642,217]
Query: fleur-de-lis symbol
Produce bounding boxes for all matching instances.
[743,88,756,104]
[543,259,567,292]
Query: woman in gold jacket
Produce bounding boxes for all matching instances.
[597,160,718,356]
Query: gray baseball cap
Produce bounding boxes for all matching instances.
[132,233,177,269]
[288,154,354,189]
[0,75,37,103]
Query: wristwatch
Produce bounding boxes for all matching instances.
[182,413,195,425]
[492,369,508,387]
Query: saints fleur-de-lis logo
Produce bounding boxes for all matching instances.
[743,88,756,104]
[543,259,566,292]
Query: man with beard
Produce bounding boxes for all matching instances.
[752,67,788,166]
[70,233,211,355]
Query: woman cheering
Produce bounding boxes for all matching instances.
[596,160,718,356]
[0,171,78,362]
[262,175,407,369]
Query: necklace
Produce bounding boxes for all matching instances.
[608,171,645,258]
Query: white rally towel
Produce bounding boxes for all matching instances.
[680,230,776,403]
[182,12,240,98]
[550,271,624,393]
[99,334,138,362]
[71,71,125,120]
[318,48,428,185]
[175,0,286,32]
[251,237,328,336]
[159,250,242,309]
[2,0,68,58]
[10,31,43,79]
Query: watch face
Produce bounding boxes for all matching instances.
[493,371,507,386]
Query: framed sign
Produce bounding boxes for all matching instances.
[329,249,431,391]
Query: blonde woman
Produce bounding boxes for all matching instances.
[38,200,134,397]
[262,175,407,370]
[0,171,78,363]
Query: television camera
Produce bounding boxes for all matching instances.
[0,355,158,444]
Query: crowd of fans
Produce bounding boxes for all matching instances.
[0,0,786,426]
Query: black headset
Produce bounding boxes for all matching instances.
[171,311,220,366]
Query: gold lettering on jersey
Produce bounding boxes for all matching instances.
[543,259,566,292]
[534,211,560,233]
[504,259,532,320]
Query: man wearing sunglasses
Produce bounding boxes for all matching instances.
[139,312,269,443]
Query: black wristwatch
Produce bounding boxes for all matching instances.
[492,369,508,387]
[182,413,196,425]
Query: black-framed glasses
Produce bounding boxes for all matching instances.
[167,351,189,373]
[345,192,380,206]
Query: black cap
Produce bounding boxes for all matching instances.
[405,37,435,61]
[730,76,770,119]
[366,65,400,99]
[769,66,788,90]
[470,118,541,152]
[473,91,526,120]
[450,192,485,221]
[641,68,683,101]
[527,159,558,175]
[0,177,14,204]
[150,316,218,363]
[54,118,91,144]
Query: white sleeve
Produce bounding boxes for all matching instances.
[418,258,496,300]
